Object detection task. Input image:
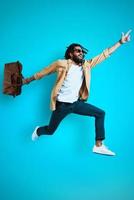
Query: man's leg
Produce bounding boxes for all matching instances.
[73,100,115,156]
[73,100,105,142]
[32,102,71,139]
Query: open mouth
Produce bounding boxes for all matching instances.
[78,55,83,58]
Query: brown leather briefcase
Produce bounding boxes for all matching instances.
[3,61,24,97]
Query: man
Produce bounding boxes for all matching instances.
[23,30,131,156]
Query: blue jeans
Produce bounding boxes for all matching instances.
[37,100,105,141]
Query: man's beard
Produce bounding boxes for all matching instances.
[72,55,85,65]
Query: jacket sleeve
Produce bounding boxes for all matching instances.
[87,48,110,69]
[34,61,58,80]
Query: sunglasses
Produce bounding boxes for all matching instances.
[73,48,86,54]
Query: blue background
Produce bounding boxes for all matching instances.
[0,0,134,199]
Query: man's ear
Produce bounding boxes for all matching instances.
[69,52,73,58]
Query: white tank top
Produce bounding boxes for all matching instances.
[56,64,84,103]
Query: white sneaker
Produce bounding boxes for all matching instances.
[32,126,39,141]
[93,144,116,156]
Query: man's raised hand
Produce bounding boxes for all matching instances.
[121,29,132,44]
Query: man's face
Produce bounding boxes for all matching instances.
[70,46,85,64]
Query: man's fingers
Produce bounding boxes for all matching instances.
[22,78,30,85]
[122,32,124,37]
[22,79,26,84]
[121,29,132,38]
[120,30,131,43]
[127,35,131,41]
[125,29,132,36]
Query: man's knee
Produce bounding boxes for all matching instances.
[46,126,56,135]
[100,110,105,117]
[96,109,105,117]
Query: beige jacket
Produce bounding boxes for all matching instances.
[34,48,110,111]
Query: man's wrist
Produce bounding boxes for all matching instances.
[23,76,35,85]
[119,39,124,44]
[29,76,35,82]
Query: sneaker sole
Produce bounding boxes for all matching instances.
[93,151,116,156]
[32,126,39,141]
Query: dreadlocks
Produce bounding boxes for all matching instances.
[64,43,88,59]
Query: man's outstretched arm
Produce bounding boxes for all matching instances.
[88,29,132,68]
[22,61,58,85]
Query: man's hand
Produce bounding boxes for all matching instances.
[22,78,31,85]
[120,29,132,44]
[22,76,35,85]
